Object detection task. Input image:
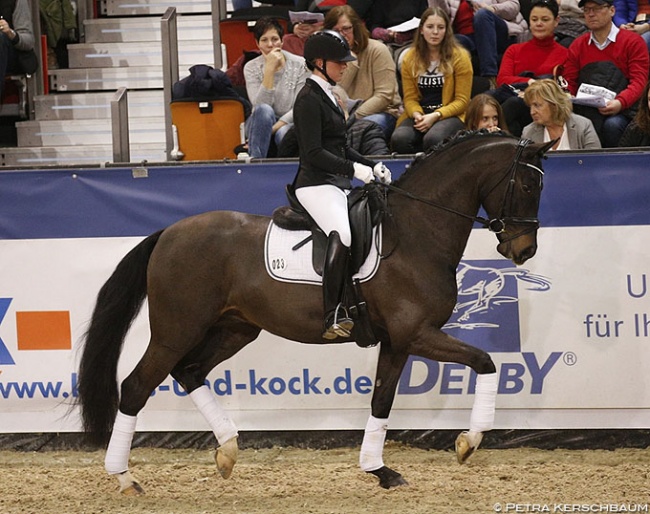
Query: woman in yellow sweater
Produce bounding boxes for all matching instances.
[391,7,473,154]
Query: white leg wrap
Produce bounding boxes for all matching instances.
[105,411,137,475]
[469,373,498,433]
[189,385,238,445]
[359,415,388,472]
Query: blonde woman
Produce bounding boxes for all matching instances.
[522,79,601,150]
[390,7,473,153]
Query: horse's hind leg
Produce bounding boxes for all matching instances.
[171,320,261,480]
[103,343,184,495]
[361,345,410,489]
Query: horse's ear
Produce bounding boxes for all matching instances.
[522,139,556,159]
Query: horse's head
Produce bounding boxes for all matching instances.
[482,139,555,266]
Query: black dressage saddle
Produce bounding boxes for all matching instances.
[271,183,389,347]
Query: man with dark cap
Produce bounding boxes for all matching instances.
[563,0,649,146]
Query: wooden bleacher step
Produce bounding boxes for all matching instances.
[0,143,166,167]
[34,90,164,120]
[83,15,214,43]
[67,41,213,69]
[16,118,165,147]
[101,0,212,17]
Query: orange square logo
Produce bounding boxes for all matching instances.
[16,311,72,350]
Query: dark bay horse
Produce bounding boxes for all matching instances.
[77,132,554,494]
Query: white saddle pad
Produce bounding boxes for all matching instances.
[264,221,382,285]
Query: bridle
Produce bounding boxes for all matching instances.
[382,139,544,244]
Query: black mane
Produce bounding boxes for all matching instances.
[393,129,518,187]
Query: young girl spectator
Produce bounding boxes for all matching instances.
[496,0,568,136]
[465,93,509,131]
[390,7,473,153]
[522,79,601,149]
[618,80,650,146]
[323,5,402,139]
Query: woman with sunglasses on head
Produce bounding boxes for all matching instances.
[495,0,569,136]
[292,30,392,341]
[323,5,402,140]
[390,7,473,154]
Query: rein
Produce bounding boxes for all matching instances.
[382,139,543,243]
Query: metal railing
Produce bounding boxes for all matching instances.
[161,7,180,161]
[111,87,130,163]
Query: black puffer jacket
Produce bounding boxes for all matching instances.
[172,64,251,118]
[277,101,390,158]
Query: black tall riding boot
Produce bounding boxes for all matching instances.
[322,231,354,340]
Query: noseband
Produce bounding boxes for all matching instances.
[384,138,544,243]
[482,139,544,243]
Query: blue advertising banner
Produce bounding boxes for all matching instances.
[0,149,649,433]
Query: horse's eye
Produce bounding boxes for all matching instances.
[522,184,532,194]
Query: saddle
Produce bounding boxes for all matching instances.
[272,183,389,347]
[272,183,388,275]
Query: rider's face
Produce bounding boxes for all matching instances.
[324,60,348,83]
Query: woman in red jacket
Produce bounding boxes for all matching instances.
[495,0,568,135]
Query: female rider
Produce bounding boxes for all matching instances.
[293,30,391,340]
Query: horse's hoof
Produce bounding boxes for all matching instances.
[367,466,409,489]
[455,431,483,464]
[121,482,145,496]
[116,471,144,495]
[216,436,238,479]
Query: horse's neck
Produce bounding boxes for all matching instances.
[389,165,482,264]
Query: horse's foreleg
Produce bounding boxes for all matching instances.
[362,348,409,489]
[407,329,497,464]
[104,411,144,495]
[455,372,498,463]
[189,386,239,479]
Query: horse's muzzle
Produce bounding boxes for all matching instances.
[497,237,537,265]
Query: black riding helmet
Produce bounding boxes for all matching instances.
[304,30,356,85]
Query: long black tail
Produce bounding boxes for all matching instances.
[76,230,163,446]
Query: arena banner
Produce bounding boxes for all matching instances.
[0,151,649,433]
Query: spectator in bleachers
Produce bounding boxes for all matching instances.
[465,93,509,130]
[563,0,649,147]
[469,0,529,87]
[0,0,35,98]
[390,7,473,153]
[556,0,589,47]
[40,0,77,69]
[323,5,402,139]
[366,0,429,46]
[494,0,568,136]
[428,0,480,55]
[232,0,299,10]
[618,79,650,145]
[243,17,310,158]
[283,18,323,57]
[616,0,650,52]
[521,78,602,148]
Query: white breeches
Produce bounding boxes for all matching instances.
[295,184,351,247]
